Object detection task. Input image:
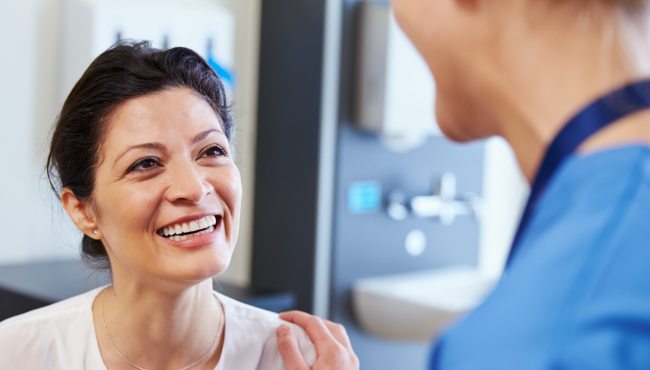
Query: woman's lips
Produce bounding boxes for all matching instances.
[158,216,223,249]
[158,214,220,237]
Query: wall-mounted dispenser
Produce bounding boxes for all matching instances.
[354,1,439,152]
[60,0,235,104]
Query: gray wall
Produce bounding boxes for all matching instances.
[329,129,484,370]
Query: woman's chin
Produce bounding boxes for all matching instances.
[436,108,488,143]
[437,118,472,143]
[435,102,465,141]
[186,254,232,282]
[155,250,233,286]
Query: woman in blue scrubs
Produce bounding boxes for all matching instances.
[276,0,650,369]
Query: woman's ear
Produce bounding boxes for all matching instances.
[61,188,101,239]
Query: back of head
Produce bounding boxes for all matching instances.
[47,40,232,269]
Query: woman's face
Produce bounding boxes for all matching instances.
[90,87,241,286]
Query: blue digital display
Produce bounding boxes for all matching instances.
[347,182,382,213]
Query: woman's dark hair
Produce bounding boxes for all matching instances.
[46,40,232,268]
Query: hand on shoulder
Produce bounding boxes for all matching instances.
[276,310,359,370]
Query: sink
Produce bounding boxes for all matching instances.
[352,266,497,342]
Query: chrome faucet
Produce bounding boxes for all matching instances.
[387,172,482,224]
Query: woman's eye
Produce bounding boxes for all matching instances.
[128,157,161,172]
[201,145,227,158]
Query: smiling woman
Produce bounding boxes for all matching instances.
[73,87,240,286]
[0,41,315,370]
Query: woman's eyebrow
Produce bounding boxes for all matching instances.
[113,142,165,165]
[192,128,223,144]
[112,129,224,165]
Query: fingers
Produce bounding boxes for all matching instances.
[279,311,360,370]
[279,312,351,349]
[276,324,309,370]
[322,320,359,368]
[323,320,353,351]
[279,311,337,350]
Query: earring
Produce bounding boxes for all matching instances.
[92,229,98,235]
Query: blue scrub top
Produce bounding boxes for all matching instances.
[430,145,650,369]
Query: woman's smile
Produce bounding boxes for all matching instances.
[157,213,224,248]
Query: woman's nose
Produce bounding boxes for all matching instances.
[165,163,212,204]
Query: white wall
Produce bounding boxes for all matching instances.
[0,0,80,263]
[480,137,528,279]
[0,0,261,287]
[217,0,261,286]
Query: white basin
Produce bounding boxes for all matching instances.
[352,266,497,342]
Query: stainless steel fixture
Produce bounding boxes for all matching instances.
[388,172,482,225]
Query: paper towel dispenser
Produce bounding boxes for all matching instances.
[354,1,440,152]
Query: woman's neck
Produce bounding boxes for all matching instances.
[481,6,650,183]
[93,279,223,370]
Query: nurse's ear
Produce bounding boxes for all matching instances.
[61,187,102,240]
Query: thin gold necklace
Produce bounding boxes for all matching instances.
[99,289,223,370]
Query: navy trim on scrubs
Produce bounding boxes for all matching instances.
[506,79,650,266]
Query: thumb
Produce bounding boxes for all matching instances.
[277,324,309,370]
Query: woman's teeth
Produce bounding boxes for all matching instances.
[168,226,214,241]
[160,215,218,240]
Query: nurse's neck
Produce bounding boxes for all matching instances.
[501,83,650,184]
[483,9,650,183]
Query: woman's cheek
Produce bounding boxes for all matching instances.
[227,166,243,209]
